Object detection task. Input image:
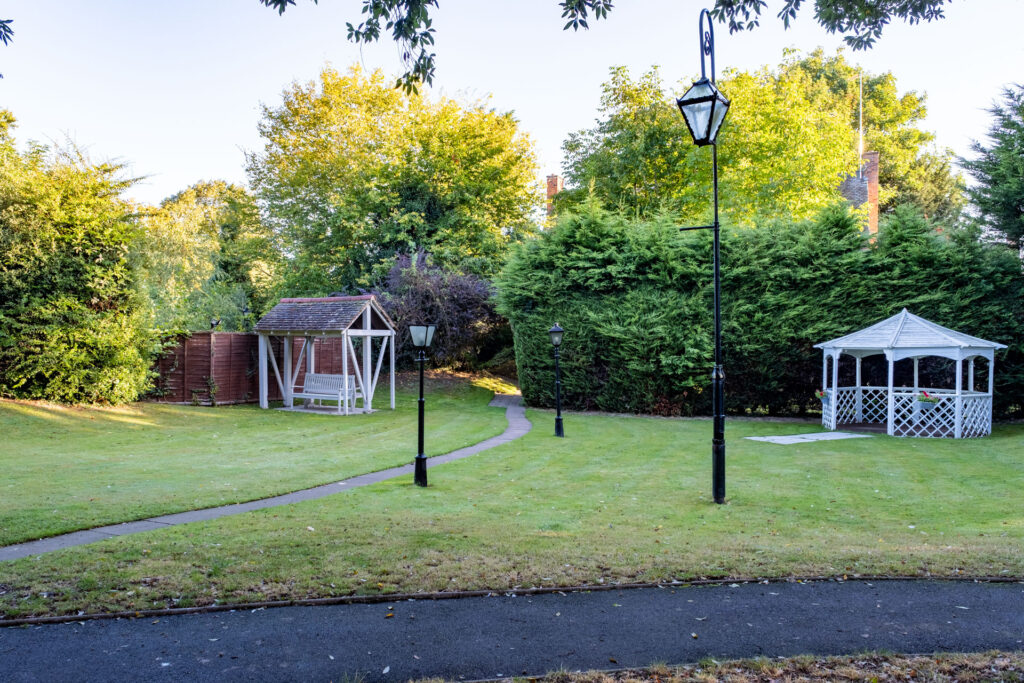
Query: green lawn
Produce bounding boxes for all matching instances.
[2,410,1023,619]
[0,376,507,546]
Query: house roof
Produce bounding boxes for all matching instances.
[254,295,394,335]
[815,308,1006,360]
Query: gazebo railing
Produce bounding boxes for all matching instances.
[891,389,991,438]
[826,386,992,438]
[830,386,887,428]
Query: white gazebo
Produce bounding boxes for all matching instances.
[814,309,1006,438]
[254,295,396,414]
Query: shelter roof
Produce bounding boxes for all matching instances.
[814,309,1006,355]
[255,295,394,334]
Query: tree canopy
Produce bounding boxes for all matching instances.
[135,181,280,332]
[259,0,951,90]
[960,84,1024,251]
[560,50,964,226]
[561,60,859,225]
[246,65,539,293]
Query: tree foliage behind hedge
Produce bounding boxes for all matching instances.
[0,115,151,403]
[496,204,1024,419]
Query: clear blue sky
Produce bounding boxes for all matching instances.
[3,0,1022,205]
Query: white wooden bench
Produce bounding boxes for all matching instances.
[293,372,361,414]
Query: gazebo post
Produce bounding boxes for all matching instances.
[831,350,840,427]
[855,356,863,422]
[913,358,919,393]
[821,353,828,394]
[258,333,269,409]
[955,356,963,439]
[886,354,895,436]
[968,358,975,392]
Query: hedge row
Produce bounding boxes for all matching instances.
[496,204,1024,419]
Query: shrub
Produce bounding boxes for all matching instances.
[496,203,1024,418]
[0,120,152,403]
[373,253,507,369]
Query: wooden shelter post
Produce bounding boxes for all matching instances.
[390,331,396,410]
[282,335,293,407]
[363,307,372,411]
[258,334,269,409]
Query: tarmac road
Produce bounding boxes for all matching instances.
[1,580,1022,681]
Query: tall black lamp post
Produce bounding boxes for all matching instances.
[549,323,564,437]
[676,8,730,504]
[409,323,436,487]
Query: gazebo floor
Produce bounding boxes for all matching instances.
[837,421,888,434]
[838,421,959,437]
[276,404,375,416]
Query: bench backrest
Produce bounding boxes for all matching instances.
[303,373,352,393]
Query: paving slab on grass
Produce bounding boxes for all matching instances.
[745,431,873,445]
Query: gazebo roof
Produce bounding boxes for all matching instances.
[254,295,395,335]
[814,309,1006,361]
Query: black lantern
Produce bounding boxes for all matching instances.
[549,324,565,438]
[677,8,728,504]
[548,323,564,348]
[676,78,730,147]
[409,324,436,487]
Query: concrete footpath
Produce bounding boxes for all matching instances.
[1,580,1021,681]
[0,394,530,562]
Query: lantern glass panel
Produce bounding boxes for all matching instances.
[549,324,564,347]
[708,95,730,143]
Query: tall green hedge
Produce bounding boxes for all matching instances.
[496,204,1024,419]
[0,126,152,404]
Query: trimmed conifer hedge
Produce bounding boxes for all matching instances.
[496,203,1024,419]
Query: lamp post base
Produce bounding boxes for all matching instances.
[414,454,428,487]
[554,416,564,438]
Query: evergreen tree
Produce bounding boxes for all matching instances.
[961,85,1024,251]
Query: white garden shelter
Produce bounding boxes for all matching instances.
[254,295,396,414]
[814,309,1006,438]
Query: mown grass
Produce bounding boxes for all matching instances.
[0,375,507,546]
[1,411,1022,618]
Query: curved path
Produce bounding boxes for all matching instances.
[0,394,530,562]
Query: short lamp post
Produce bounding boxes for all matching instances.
[676,8,730,504]
[409,324,436,487]
[549,323,565,438]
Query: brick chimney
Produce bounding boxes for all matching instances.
[862,151,879,235]
[546,174,563,216]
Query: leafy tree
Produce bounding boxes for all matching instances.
[710,0,951,50]
[784,49,964,221]
[0,1,951,87]
[0,114,152,403]
[561,63,859,225]
[960,85,1024,251]
[136,181,280,332]
[246,65,539,293]
[258,1,950,90]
